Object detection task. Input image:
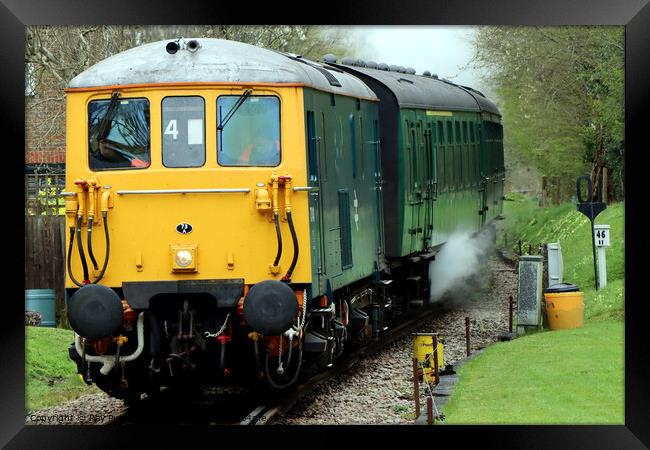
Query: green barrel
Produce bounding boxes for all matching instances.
[25,289,56,327]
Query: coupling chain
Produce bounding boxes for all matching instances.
[204,313,231,338]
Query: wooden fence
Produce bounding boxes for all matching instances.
[25,172,67,326]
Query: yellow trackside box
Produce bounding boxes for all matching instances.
[413,333,444,384]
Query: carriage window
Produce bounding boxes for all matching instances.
[217,95,280,166]
[162,96,205,168]
[88,97,150,170]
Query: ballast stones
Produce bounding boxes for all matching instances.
[67,284,124,340]
[243,280,298,336]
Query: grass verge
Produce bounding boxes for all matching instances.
[442,320,624,424]
[26,326,100,412]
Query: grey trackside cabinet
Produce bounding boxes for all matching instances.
[517,255,543,333]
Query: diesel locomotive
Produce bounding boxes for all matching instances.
[63,38,504,402]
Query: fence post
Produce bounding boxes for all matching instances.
[509,295,514,333]
[432,335,439,385]
[465,317,471,357]
[413,357,420,418]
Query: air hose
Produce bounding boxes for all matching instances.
[67,227,84,287]
[75,216,90,283]
[68,211,111,285]
[87,217,99,271]
[273,211,282,267]
[263,339,303,389]
[263,296,305,389]
[114,341,122,373]
[282,211,299,282]
[219,342,226,374]
[91,211,110,284]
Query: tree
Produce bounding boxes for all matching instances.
[468,26,624,201]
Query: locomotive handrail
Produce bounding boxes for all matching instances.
[115,188,251,195]
[293,186,319,192]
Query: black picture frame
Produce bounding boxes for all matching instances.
[7,0,648,447]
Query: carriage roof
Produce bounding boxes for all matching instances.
[332,63,500,115]
[67,38,379,101]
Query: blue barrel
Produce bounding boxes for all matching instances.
[25,289,57,327]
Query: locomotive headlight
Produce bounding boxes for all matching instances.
[175,250,193,267]
[171,244,198,272]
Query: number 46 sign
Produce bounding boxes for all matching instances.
[594,225,610,247]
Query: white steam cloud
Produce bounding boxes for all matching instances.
[429,231,494,303]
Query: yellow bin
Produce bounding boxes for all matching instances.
[544,291,584,330]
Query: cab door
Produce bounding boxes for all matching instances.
[306,110,325,295]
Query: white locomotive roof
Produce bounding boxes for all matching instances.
[68,38,379,101]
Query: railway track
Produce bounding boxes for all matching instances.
[105,303,447,426]
[258,305,447,424]
[250,303,448,425]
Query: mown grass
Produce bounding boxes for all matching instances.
[441,195,625,424]
[26,326,100,412]
[442,320,624,424]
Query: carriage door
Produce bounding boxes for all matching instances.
[406,119,422,254]
[306,110,325,295]
[424,122,436,248]
[477,121,488,228]
[372,119,385,259]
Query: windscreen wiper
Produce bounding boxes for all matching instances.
[217,89,252,132]
[96,91,121,141]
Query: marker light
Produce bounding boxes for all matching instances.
[175,250,193,268]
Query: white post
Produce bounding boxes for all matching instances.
[597,247,607,289]
[594,225,610,290]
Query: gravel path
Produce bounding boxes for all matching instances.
[25,393,126,426]
[26,254,517,426]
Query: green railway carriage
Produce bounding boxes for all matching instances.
[329,60,504,259]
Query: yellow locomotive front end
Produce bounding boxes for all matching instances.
[65,84,311,290]
[62,39,324,400]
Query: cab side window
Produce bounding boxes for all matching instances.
[88,97,151,170]
[217,95,281,167]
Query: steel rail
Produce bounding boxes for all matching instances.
[259,304,446,424]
